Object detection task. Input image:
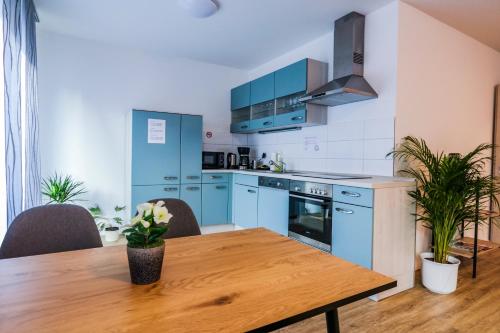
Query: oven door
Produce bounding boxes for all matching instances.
[288,193,332,252]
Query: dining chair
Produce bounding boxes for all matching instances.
[147,198,201,239]
[0,204,103,259]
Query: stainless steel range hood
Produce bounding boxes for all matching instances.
[300,12,378,106]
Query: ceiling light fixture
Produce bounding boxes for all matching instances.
[177,0,218,18]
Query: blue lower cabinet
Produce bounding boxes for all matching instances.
[230,121,251,133]
[257,187,289,236]
[274,109,306,127]
[332,202,373,269]
[131,185,180,215]
[202,183,229,225]
[234,184,258,228]
[180,184,202,225]
[250,116,274,131]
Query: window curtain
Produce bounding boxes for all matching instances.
[2,0,40,230]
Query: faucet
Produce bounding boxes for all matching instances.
[269,160,286,173]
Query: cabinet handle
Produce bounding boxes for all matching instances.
[164,176,178,180]
[216,185,227,190]
[263,121,272,126]
[164,187,178,192]
[241,125,248,129]
[335,207,354,214]
[210,175,222,179]
[186,186,200,191]
[247,189,256,194]
[291,116,304,121]
[186,176,200,180]
[341,190,361,198]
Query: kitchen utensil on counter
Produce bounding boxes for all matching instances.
[227,153,237,169]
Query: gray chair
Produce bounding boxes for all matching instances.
[0,204,103,259]
[147,198,201,239]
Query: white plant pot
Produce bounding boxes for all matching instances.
[420,252,460,294]
[104,229,120,242]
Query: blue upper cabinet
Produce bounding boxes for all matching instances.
[132,110,181,186]
[231,83,251,110]
[274,59,307,98]
[180,115,202,184]
[250,73,275,105]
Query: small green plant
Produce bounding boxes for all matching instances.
[41,173,87,204]
[123,201,172,248]
[389,136,500,264]
[89,204,126,231]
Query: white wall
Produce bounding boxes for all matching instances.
[246,2,400,175]
[37,31,247,217]
[395,2,500,251]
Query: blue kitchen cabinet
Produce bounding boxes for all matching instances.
[180,115,202,184]
[180,184,202,225]
[202,183,229,225]
[332,201,373,269]
[233,184,258,228]
[132,110,181,186]
[131,185,180,214]
[274,59,307,98]
[274,109,306,127]
[257,187,289,236]
[231,83,251,110]
[250,73,275,105]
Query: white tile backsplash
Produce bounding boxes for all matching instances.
[327,140,363,159]
[247,116,395,176]
[363,138,394,160]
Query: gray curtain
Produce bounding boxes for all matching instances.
[3,0,40,226]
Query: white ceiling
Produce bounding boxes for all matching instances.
[402,0,500,52]
[33,0,393,69]
[34,0,500,70]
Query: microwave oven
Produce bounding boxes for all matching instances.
[202,151,225,169]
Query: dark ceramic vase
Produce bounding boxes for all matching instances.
[127,242,165,285]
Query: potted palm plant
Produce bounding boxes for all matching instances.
[390,136,499,294]
[123,201,173,285]
[41,173,87,203]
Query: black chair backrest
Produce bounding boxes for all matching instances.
[0,204,103,259]
[147,198,201,239]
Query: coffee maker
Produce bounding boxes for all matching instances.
[237,147,250,170]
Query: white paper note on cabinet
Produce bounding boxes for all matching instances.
[148,118,166,144]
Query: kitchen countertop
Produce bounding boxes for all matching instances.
[202,169,415,189]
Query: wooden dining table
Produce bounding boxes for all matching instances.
[0,228,396,333]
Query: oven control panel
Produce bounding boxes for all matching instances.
[289,180,333,198]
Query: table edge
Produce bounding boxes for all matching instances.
[246,280,398,333]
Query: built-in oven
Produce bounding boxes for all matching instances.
[288,180,332,252]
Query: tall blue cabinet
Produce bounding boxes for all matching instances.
[131,110,202,224]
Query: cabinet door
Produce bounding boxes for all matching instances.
[257,187,289,236]
[230,120,251,133]
[231,83,251,110]
[202,183,229,225]
[332,202,373,269]
[180,184,202,225]
[131,185,180,215]
[250,73,275,105]
[181,115,202,184]
[234,184,258,228]
[275,59,307,98]
[132,110,181,186]
[274,109,306,127]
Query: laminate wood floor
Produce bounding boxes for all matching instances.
[278,249,500,333]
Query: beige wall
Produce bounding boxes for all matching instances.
[395,2,500,255]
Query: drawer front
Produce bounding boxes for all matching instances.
[333,185,373,208]
[250,116,274,131]
[274,109,306,127]
[202,183,229,225]
[332,202,373,269]
[202,173,229,184]
[234,174,259,187]
[230,121,251,133]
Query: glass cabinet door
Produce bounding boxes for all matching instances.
[251,100,275,120]
[276,91,306,116]
[231,106,251,123]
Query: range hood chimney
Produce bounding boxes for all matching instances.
[300,12,378,106]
